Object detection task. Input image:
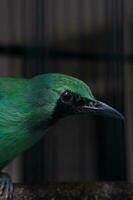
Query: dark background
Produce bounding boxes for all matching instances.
[0,0,132,183]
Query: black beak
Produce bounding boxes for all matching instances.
[80,99,124,120]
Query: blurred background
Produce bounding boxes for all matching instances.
[0,0,132,183]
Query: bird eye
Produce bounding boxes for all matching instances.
[61,91,73,104]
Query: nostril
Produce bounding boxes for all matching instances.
[89,101,94,107]
[86,100,94,107]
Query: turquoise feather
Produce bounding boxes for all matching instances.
[0,73,95,169]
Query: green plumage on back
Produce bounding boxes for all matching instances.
[0,78,30,168]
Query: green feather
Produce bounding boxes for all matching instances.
[0,73,95,169]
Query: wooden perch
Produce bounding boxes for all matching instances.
[3,182,133,200]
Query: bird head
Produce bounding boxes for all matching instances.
[31,73,124,125]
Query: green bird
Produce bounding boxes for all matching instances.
[0,73,124,199]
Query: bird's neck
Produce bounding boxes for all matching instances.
[27,108,56,132]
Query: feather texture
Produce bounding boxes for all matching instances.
[0,73,95,169]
